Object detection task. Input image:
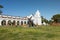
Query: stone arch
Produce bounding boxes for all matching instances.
[24,21,26,24]
[8,20,11,25]
[17,21,19,25]
[1,20,6,25]
[12,20,16,25]
[21,21,23,25]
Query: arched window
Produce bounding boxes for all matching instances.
[1,20,6,25]
[12,20,16,25]
[24,21,26,24]
[21,21,23,25]
[8,20,11,25]
[17,21,19,25]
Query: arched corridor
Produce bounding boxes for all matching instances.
[8,20,11,25]
[1,20,6,25]
[24,21,26,24]
[21,21,23,25]
[12,20,16,25]
[17,21,19,25]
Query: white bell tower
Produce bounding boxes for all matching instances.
[33,10,42,25]
[34,10,40,17]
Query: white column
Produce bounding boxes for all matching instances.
[15,21,17,25]
[0,20,2,26]
[19,20,21,25]
[0,18,3,26]
[6,20,8,25]
[26,20,28,24]
[23,20,24,25]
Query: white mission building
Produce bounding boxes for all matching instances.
[0,10,46,26]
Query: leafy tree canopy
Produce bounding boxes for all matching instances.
[41,16,48,23]
[51,14,60,23]
[0,5,3,8]
[51,14,60,20]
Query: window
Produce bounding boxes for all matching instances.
[8,20,11,25]
[24,21,26,24]
[21,21,23,25]
[1,20,6,25]
[17,21,19,25]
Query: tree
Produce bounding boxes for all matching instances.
[51,14,60,23]
[0,5,3,15]
[28,17,34,27]
[41,16,44,24]
[44,19,48,23]
[41,16,48,24]
[48,20,53,24]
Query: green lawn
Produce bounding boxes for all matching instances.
[0,26,60,40]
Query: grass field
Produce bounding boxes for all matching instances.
[0,26,60,40]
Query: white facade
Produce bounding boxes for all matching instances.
[0,10,45,26]
[0,15,28,26]
[33,10,42,25]
[27,10,42,25]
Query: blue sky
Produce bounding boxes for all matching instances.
[0,0,60,20]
